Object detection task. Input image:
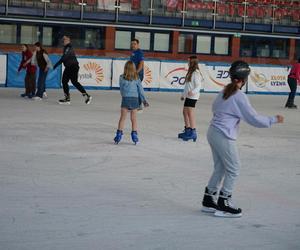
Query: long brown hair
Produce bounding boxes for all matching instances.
[123,61,139,81]
[223,80,240,100]
[185,56,199,82]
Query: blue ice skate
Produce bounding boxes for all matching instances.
[182,128,197,142]
[178,127,191,139]
[114,130,123,144]
[131,131,139,145]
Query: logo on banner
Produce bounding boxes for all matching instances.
[165,67,188,85]
[143,65,153,86]
[251,71,286,88]
[80,61,104,84]
[250,72,268,88]
[208,69,230,87]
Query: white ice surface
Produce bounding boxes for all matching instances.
[0,89,299,250]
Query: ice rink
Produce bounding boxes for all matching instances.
[0,88,299,250]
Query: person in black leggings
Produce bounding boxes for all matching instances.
[285,58,300,109]
[53,35,92,105]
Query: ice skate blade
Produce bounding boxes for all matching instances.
[58,101,71,105]
[201,206,217,213]
[214,210,242,218]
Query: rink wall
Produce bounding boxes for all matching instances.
[1,53,299,95]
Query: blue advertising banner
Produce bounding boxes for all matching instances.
[7,53,61,89]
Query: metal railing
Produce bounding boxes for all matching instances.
[0,0,299,30]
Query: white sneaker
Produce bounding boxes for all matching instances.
[43,92,48,99]
[33,96,42,101]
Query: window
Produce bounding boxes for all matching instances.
[196,35,211,54]
[214,37,229,55]
[115,30,131,49]
[42,27,52,46]
[115,29,171,52]
[63,27,82,47]
[84,29,102,49]
[240,36,289,58]
[0,24,17,44]
[154,33,170,52]
[135,32,151,50]
[21,25,39,44]
[178,33,194,53]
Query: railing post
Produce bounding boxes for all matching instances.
[115,0,120,23]
[181,0,187,27]
[149,0,154,25]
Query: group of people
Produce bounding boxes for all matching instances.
[17,35,297,217]
[18,35,92,104]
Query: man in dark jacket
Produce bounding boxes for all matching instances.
[53,35,91,105]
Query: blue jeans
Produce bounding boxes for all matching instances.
[35,70,48,98]
[206,126,240,196]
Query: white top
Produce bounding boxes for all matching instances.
[182,69,203,100]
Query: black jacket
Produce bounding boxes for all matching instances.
[54,43,78,69]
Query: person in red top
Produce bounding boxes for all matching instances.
[18,44,36,98]
[285,58,300,109]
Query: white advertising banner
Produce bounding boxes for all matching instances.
[64,58,112,87]
[112,59,160,88]
[202,64,231,92]
[248,66,290,93]
[159,61,188,90]
[0,55,7,84]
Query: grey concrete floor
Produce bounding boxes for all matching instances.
[0,89,299,250]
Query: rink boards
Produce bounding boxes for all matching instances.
[1,53,299,94]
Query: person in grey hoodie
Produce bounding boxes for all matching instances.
[113,61,149,145]
[201,61,284,218]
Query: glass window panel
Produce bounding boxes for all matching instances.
[0,24,17,44]
[214,37,229,55]
[42,27,52,46]
[21,25,39,44]
[196,35,211,54]
[154,33,170,51]
[115,30,131,49]
[135,32,151,50]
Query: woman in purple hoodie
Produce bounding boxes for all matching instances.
[201,61,284,218]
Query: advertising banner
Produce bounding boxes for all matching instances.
[112,59,160,88]
[64,58,112,88]
[7,53,61,88]
[248,66,290,93]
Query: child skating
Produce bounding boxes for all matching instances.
[178,56,203,142]
[114,61,149,145]
[201,61,284,218]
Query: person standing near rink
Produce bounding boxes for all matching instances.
[285,57,300,109]
[53,35,92,105]
[130,38,144,109]
[178,55,203,142]
[18,44,36,98]
[201,60,284,218]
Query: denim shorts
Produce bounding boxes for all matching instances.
[121,97,140,110]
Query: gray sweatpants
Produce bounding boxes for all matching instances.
[206,126,241,196]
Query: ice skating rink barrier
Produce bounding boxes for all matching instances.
[1,54,299,95]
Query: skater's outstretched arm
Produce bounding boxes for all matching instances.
[237,92,279,128]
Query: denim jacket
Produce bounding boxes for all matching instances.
[119,75,146,102]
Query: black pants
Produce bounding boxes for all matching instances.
[62,65,87,97]
[286,77,297,106]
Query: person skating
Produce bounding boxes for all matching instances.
[201,61,284,218]
[114,61,149,145]
[178,56,203,142]
[285,58,300,109]
[29,42,53,100]
[53,35,91,105]
[18,44,36,98]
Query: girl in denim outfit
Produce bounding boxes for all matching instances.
[114,61,149,145]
